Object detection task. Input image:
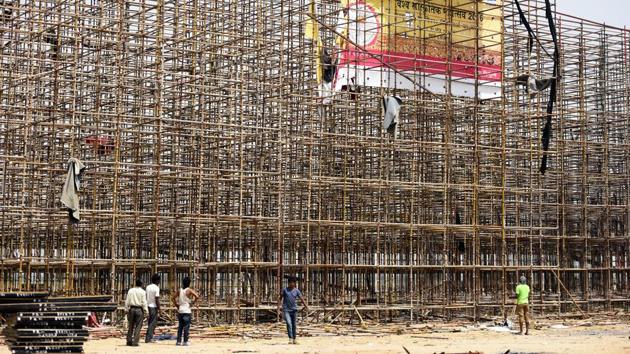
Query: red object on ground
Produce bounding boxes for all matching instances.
[87,312,101,327]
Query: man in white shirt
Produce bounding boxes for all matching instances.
[125,279,148,346]
[145,274,161,343]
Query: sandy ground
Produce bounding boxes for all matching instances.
[2,323,627,354]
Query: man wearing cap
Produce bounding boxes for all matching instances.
[515,275,531,335]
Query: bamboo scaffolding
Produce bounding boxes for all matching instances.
[0,0,628,324]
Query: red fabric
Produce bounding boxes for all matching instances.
[84,135,114,155]
[87,312,101,327]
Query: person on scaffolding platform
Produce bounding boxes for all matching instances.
[278,276,308,345]
[172,276,199,346]
[515,275,531,335]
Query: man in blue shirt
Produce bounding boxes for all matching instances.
[278,276,308,344]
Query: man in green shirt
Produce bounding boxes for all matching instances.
[515,275,531,335]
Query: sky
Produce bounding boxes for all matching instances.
[554,0,629,28]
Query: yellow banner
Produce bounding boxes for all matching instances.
[337,0,502,77]
[384,0,502,50]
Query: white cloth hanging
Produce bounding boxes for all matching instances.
[516,74,554,98]
[382,96,403,135]
[60,158,86,223]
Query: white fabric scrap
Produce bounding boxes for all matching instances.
[319,81,334,105]
[486,326,516,332]
[551,324,570,329]
[527,75,538,96]
[60,157,86,223]
[382,95,403,135]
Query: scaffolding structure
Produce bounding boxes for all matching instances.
[0,0,628,323]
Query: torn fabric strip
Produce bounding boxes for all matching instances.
[60,158,86,223]
[382,96,402,135]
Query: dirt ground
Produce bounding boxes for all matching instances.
[2,322,627,354]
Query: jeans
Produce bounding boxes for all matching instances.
[126,307,144,345]
[145,307,158,342]
[177,313,192,343]
[283,310,297,339]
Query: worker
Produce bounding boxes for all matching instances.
[171,276,199,346]
[277,276,308,344]
[145,273,161,343]
[515,275,531,335]
[125,279,148,346]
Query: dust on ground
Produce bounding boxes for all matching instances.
[2,321,627,354]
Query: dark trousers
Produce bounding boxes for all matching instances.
[145,307,158,342]
[126,307,144,345]
[177,313,191,343]
[283,310,297,339]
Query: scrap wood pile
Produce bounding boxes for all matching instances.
[165,322,439,340]
[0,292,116,353]
[87,326,123,340]
[167,324,275,340]
[87,322,277,341]
[191,324,276,340]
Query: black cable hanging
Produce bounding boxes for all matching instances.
[540,0,559,175]
[514,0,535,54]
[513,0,553,59]
[513,0,559,175]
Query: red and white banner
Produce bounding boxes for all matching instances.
[332,0,503,98]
